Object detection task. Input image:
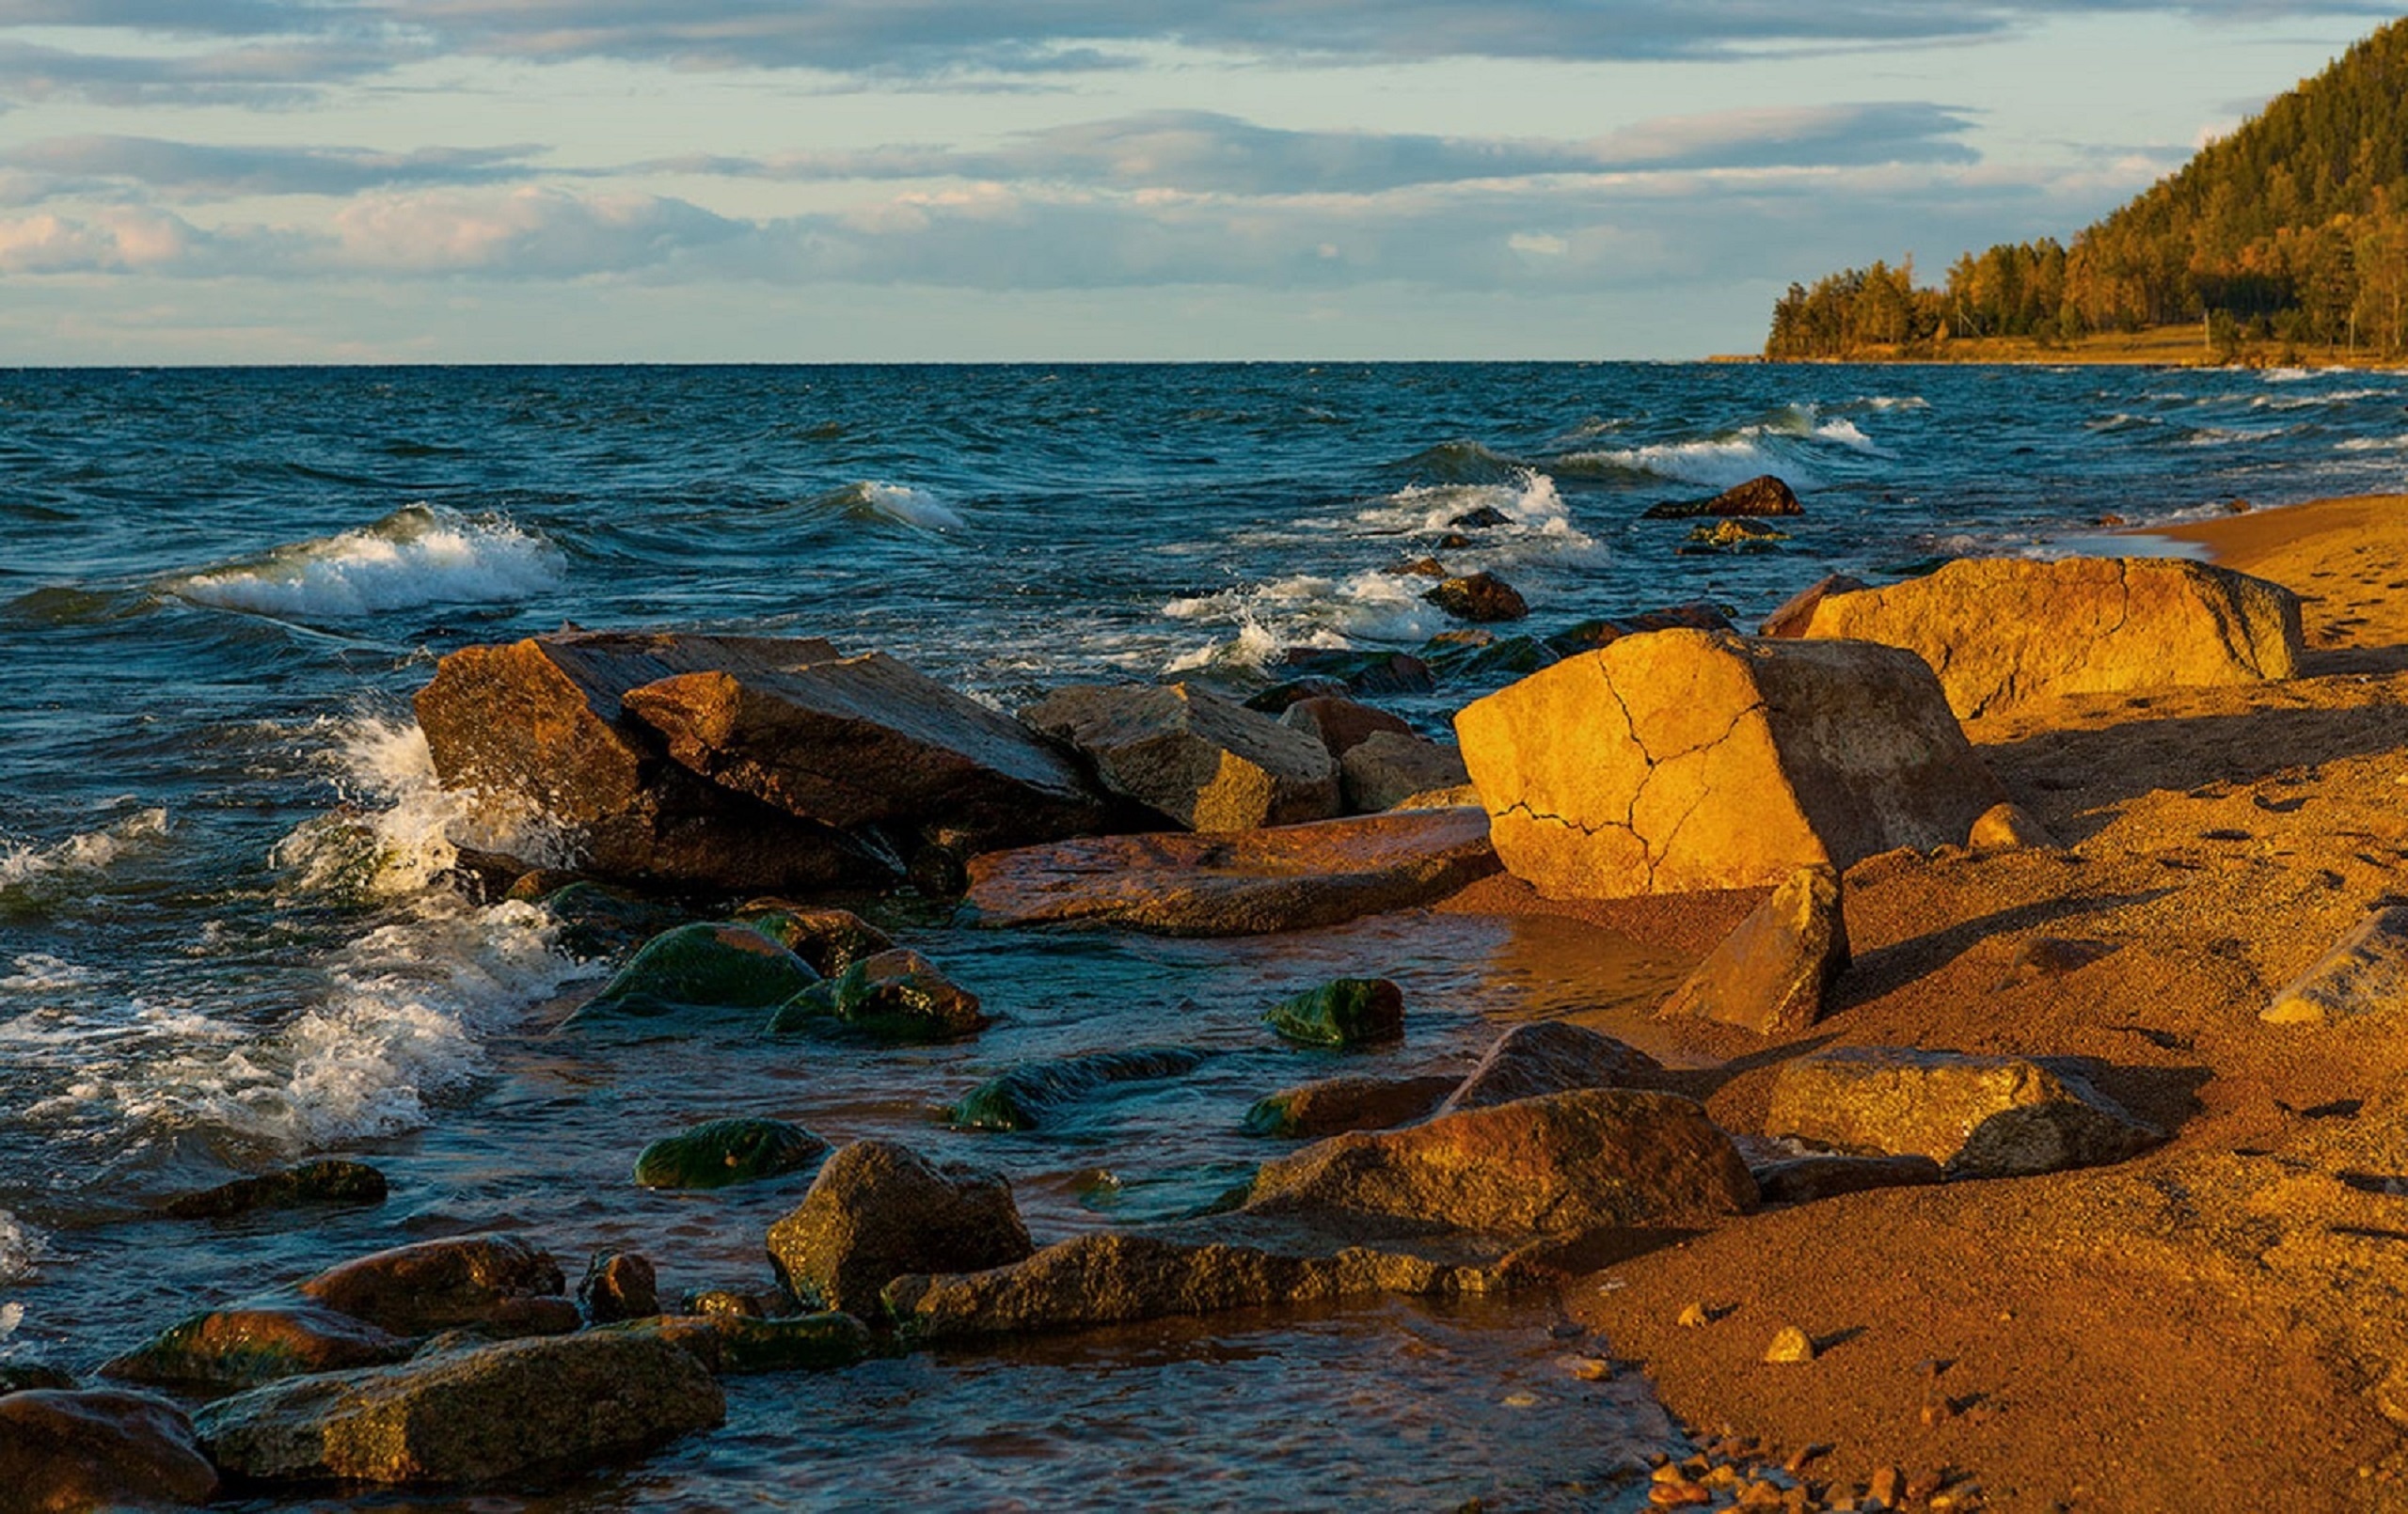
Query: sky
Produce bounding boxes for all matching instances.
[0,2,2397,363]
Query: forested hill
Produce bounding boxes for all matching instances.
[1766,17,2408,360]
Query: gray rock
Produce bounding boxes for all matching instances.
[1764,1047,2163,1178]
[1339,731,1471,814]
[1021,682,1339,831]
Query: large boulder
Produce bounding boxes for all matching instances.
[960,807,1501,937]
[192,1331,722,1485]
[1764,1047,2164,1178]
[765,1141,1034,1317]
[1454,629,2003,899]
[299,1234,568,1337]
[0,1388,217,1508]
[1797,556,2304,719]
[619,650,1108,850]
[1435,1021,1659,1115]
[1021,683,1339,831]
[101,1304,411,1394]
[1244,1088,1755,1233]
[412,631,877,891]
[1655,865,1849,1035]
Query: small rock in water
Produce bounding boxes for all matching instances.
[100,1304,411,1393]
[1640,475,1804,521]
[1763,1325,1816,1364]
[767,948,988,1043]
[947,1047,1209,1132]
[299,1233,568,1337]
[1423,571,1529,623]
[1262,977,1406,1049]
[766,1140,1034,1317]
[161,1159,388,1221]
[1450,505,1513,529]
[578,1252,660,1324]
[1242,1074,1459,1137]
[1682,519,1789,550]
[569,922,820,1024]
[732,901,894,975]
[634,1118,829,1191]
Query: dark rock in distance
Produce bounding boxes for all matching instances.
[766,1140,1034,1317]
[161,1159,387,1222]
[1339,731,1471,814]
[1271,649,1436,698]
[1263,978,1405,1049]
[1751,1152,1944,1205]
[634,1118,829,1191]
[1640,475,1804,520]
[1450,505,1513,528]
[948,1048,1210,1131]
[1423,572,1529,623]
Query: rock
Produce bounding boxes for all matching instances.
[1640,475,1804,520]
[765,1141,1034,1317]
[413,631,880,891]
[887,1230,1509,1341]
[1758,574,1868,639]
[1436,1021,1660,1115]
[765,948,988,1043]
[1424,634,1560,682]
[566,922,819,1025]
[1242,675,1351,715]
[1682,519,1789,549]
[1270,649,1436,699]
[680,1286,799,1321]
[1339,731,1472,814]
[1450,505,1513,528]
[2263,907,2408,1024]
[1243,1075,1462,1137]
[948,1048,1210,1131]
[1798,557,2305,719]
[1244,1088,1756,1233]
[100,1304,411,1394]
[1764,1047,2164,1178]
[635,1118,828,1191]
[1386,556,1450,578]
[0,1388,216,1509]
[1623,601,1736,634]
[619,649,1107,850]
[1656,866,1849,1035]
[1763,1325,1816,1364]
[1021,683,1339,832]
[729,902,893,975]
[299,1234,567,1337]
[193,1330,723,1486]
[1278,696,1415,760]
[961,807,1501,937]
[1751,1153,1944,1205]
[578,1253,659,1323]
[1424,571,1530,623]
[525,880,685,961]
[1263,978,1405,1049]
[0,1364,76,1393]
[695,1312,874,1375]
[1969,801,2057,851]
[159,1159,387,1221]
[1454,630,2004,899]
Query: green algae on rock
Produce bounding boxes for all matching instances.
[569,922,821,1025]
[731,900,895,975]
[765,948,987,1043]
[634,1118,829,1191]
[947,1047,1210,1131]
[1262,978,1404,1049]
[100,1303,412,1395]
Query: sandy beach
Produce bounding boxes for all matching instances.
[1441,495,2408,1509]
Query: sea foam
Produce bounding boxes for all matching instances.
[0,807,169,891]
[168,503,564,620]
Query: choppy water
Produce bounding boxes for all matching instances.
[4,361,2405,1509]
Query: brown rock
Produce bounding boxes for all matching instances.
[961,807,1501,937]
[1798,557,2304,719]
[729,901,894,975]
[192,1331,722,1486]
[1424,571,1529,623]
[578,1252,659,1324]
[1765,1047,2164,1178]
[1244,1088,1756,1233]
[1339,731,1472,814]
[1244,1075,1463,1137]
[1969,800,2058,851]
[1640,475,1804,520]
[2263,906,2408,1025]
[413,632,879,891]
[765,1141,1033,1317]
[299,1234,567,1337]
[159,1158,387,1221]
[1656,865,1849,1035]
[620,651,1106,849]
[1386,556,1450,578]
[1436,1020,1660,1115]
[1278,695,1414,759]
[1454,630,2004,899]
[1751,1153,1944,1205]
[0,1389,217,1509]
[1758,574,1868,638]
[100,1304,411,1394]
[1022,682,1339,831]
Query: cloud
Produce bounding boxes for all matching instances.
[0,37,406,106]
[5,135,544,196]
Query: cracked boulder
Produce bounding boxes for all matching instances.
[1454,629,2004,899]
[1656,864,1849,1035]
[1796,556,2303,720]
[1764,1047,2164,1179]
[1021,682,1339,831]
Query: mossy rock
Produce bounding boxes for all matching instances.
[948,1048,1211,1132]
[765,949,987,1044]
[534,882,686,962]
[567,923,819,1025]
[732,901,894,975]
[634,1118,829,1191]
[161,1159,388,1221]
[1263,978,1405,1049]
[1423,634,1560,682]
[100,1304,411,1393]
[709,1312,874,1374]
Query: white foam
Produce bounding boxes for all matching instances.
[1814,418,1882,452]
[2338,434,2408,452]
[1863,395,1930,411]
[1356,469,1592,551]
[1,954,92,992]
[1564,432,1820,491]
[819,481,965,531]
[0,1210,40,1287]
[169,503,564,620]
[0,808,169,890]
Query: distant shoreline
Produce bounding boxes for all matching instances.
[1735,323,2408,370]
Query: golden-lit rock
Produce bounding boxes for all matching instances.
[299,1234,566,1337]
[1765,1047,2163,1178]
[1022,681,1339,831]
[1970,800,2058,851]
[1656,865,1848,1035]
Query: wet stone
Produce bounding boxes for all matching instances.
[100,1303,412,1395]
[766,948,988,1043]
[731,901,895,976]
[578,1252,660,1324]
[567,922,819,1025]
[1263,978,1405,1049]
[635,1118,830,1191]
[160,1159,388,1222]
[1243,1074,1462,1138]
[948,1048,1210,1131]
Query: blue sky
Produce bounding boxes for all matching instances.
[0,2,2394,362]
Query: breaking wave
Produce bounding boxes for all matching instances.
[811,481,965,531]
[167,503,564,620]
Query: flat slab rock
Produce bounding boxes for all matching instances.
[1021,682,1339,832]
[959,806,1501,937]
[1455,629,2003,899]
[1798,555,2304,720]
[1765,1046,2164,1179]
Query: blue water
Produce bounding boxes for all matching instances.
[3,361,2404,1509]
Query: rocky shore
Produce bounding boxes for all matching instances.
[15,483,2408,1511]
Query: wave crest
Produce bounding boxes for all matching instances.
[168,503,564,620]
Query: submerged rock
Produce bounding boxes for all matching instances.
[1798,556,2304,719]
[731,901,894,975]
[1263,978,1405,1049]
[634,1118,830,1191]
[1423,572,1529,623]
[1656,865,1849,1035]
[101,1304,411,1395]
[194,1331,723,1486]
[2262,906,2408,1025]
[1680,519,1789,551]
[1268,649,1437,699]
[961,807,1501,937]
[1765,1047,2164,1178]
[299,1233,567,1337]
[568,922,819,1025]
[1244,1075,1462,1138]
[160,1159,387,1222]
[1455,629,2004,898]
[766,1141,1035,1317]
[520,879,684,961]
[1640,475,1804,520]
[948,1048,1210,1131]
[1437,1021,1660,1114]
[765,948,988,1043]
[1021,682,1340,832]
[696,1312,875,1375]
[0,1388,216,1510]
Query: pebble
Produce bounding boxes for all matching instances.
[1869,1466,1904,1505]
[1763,1325,1816,1364]
[1678,1301,1712,1329]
